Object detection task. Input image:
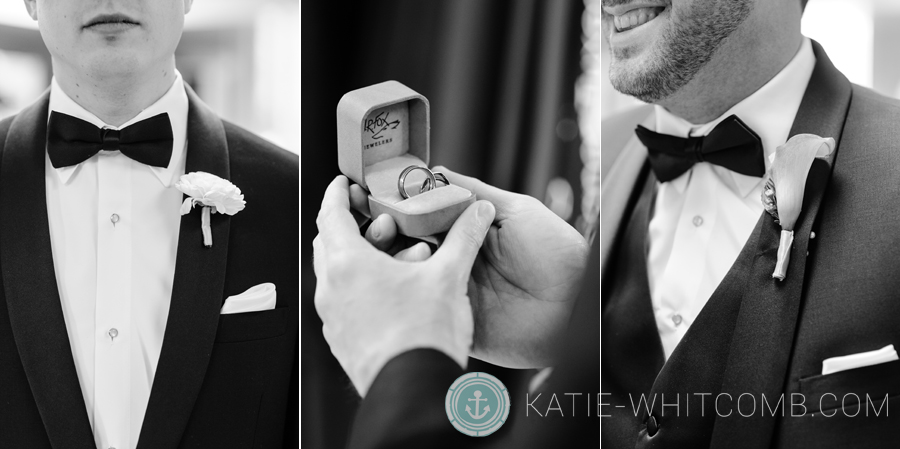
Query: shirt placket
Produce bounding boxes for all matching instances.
[94,151,133,449]
[654,164,719,358]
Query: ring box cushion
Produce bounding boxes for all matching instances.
[337,81,475,237]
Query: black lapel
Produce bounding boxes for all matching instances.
[136,85,231,449]
[0,93,96,448]
[601,164,666,398]
[709,40,853,448]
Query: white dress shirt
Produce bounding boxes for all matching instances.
[647,38,816,360]
[46,73,188,449]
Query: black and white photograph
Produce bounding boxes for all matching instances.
[304,0,900,448]
[0,1,298,448]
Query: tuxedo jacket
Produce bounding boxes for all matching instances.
[0,86,298,448]
[601,41,900,448]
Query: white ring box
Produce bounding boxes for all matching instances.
[337,81,476,238]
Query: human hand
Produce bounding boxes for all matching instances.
[364,168,590,369]
[313,176,496,396]
[346,182,440,257]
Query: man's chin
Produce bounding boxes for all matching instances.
[609,62,668,104]
[81,52,146,77]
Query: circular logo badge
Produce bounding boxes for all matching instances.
[445,372,511,437]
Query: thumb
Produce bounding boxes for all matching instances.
[432,200,495,273]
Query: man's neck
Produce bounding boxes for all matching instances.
[657,34,804,125]
[52,59,177,127]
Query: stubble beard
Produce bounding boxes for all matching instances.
[607,0,753,104]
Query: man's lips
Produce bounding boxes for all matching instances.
[84,13,139,29]
[603,3,667,33]
[613,7,664,32]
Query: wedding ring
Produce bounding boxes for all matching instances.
[398,165,436,199]
[419,172,450,193]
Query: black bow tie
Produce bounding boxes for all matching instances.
[635,115,765,183]
[47,111,174,169]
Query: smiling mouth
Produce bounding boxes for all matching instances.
[612,6,666,32]
[84,14,139,29]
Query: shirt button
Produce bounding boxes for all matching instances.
[672,314,683,326]
[810,231,816,239]
[692,215,704,227]
[108,328,119,340]
[110,213,120,225]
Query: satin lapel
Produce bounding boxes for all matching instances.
[710,41,852,448]
[601,167,666,396]
[0,93,95,448]
[599,112,654,276]
[136,85,231,449]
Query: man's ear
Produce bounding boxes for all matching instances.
[184,0,194,15]
[22,0,38,21]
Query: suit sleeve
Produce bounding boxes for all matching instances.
[347,349,468,449]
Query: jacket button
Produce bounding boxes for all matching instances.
[647,414,659,437]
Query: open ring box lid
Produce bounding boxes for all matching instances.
[337,80,475,238]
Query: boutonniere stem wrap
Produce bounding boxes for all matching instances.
[762,134,834,281]
[175,171,246,247]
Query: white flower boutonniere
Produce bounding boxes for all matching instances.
[175,171,246,247]
[761,134,834,281]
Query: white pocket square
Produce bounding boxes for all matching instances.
[821,344,898,375]
[221,283,277,314]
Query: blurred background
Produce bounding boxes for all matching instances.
[303,0,900,447]
[0,0,299,154]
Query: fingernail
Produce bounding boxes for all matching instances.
[371,217,382,239]
[476,202,495,227]
[413,242,428,259]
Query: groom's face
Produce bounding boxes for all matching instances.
[602,0,754,103]
[23,0,193,78]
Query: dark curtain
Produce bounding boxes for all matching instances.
[302,1,584,447]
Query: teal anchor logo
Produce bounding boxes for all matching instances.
[445,373,510,437]
[466,390,490,419]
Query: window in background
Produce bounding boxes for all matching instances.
[180,0,299,154]
[253,2,300,155]
[0,49,48,120]
[802,0,874,88]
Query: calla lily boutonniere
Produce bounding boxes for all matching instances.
[175,171,246,247]
[761,134,835,281]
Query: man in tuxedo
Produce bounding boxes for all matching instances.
[600,0,900,447]
[0,1,297,448]
[316,0,900,448]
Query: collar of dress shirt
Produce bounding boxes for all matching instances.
[653,37,816,198]
[47,70,189,187]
